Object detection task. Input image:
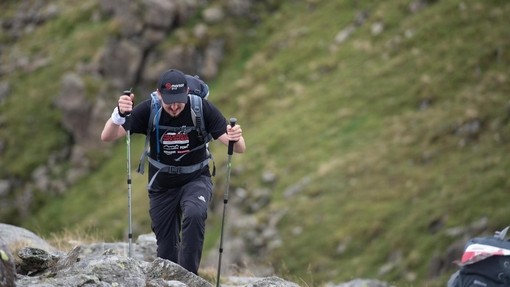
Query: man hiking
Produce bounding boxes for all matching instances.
[100,68,246,274]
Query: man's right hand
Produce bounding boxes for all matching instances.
[118,93,134,117]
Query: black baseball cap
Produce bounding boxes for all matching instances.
[157,69,189,104]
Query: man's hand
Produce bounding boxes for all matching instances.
[118,92,134,117]
[226,124,242,142]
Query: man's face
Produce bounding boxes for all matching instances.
[158,92,186,117]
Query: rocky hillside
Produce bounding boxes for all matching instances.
[1,0,510,286]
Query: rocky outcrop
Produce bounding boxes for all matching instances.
[0,224,393,287]
[15,248,213,287]
[6,229,300,287]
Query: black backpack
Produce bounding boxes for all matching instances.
[448,226,510,287]
[186,74,209,99]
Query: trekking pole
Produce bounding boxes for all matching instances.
[123,88,133,258]
[216,118,237,287]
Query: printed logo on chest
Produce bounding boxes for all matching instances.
[162,132,190,155]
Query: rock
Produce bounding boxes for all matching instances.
[222,276,300,287]
[326,279,395,287]
[0,223,58,255]
[16,247,58,275]
[146,258,212,287]
[0,241,16,287]
[54,73,90,143]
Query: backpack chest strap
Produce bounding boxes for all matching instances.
[137,141,210,175]
[147,157,210,188]
[156,124,197,134]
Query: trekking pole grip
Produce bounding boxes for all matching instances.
[228,118,237,155]
[122,89,132,116]
[122,89,132,132]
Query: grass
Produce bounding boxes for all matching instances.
[2,0,510,286]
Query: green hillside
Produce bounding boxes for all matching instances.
[1,0,510,286]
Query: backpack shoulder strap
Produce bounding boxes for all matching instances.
[137,92,160,174]
[189,94,212,143]
[189,94,215,175]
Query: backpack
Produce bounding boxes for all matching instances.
[448,226,510,287]
[136,75,216,183]
[186,74,209,99]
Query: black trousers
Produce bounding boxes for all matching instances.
[148,175,213,274]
